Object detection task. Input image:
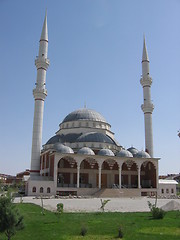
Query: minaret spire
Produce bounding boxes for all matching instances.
[40,10,48,41]
[142,36,149,62]
[30,12,50,176]
[140,36,154,157]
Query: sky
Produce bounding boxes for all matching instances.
[0,0,180,176]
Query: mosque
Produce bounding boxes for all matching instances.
[27,13,160,197]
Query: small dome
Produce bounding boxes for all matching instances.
[98,149,115,156]
[78,147,95,155]
[62,108,107,123]
[54,143,74,154]
[127,147,138,156]
[135,150,151,158]
[116,149,133,158]
[77,132,115,145]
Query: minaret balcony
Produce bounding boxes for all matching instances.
[141,103,154,113]
[33,88,47,100]
[35,57,50,70]
[140,75,152,87]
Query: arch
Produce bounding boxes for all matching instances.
[79,158,98,188]
[47,187,50,193]
[121,160,138,188]
[32,186,36,193]
[80,158,98,169]
[101,159,118,170]
[140,161,156,188]
[57,157,77,187]
[99,159,118,188]
[57,157,77,169]
[40,187,43,193]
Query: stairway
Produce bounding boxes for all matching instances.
[93,188,141,198]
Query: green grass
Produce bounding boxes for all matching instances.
[1,203,180,240]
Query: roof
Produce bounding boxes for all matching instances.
[62,108,107,123]
[76,132,116,145]
[135,150,150,158]
[159,179,178,185]
[78,147,95,155]
[54,143,74,154]
[116,149,133,158]
[127,147,138,156]
[46,133,81,145]
[98,149,115,156]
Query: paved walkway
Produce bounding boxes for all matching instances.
[14,197,180,212]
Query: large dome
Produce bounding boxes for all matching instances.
[62,108,107,123]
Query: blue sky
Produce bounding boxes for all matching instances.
[0,0,180,175]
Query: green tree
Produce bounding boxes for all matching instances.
[0,179,3,193]
[0,195,24,240]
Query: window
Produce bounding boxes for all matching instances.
[161,189,164,194]
[40,187,44,193]
[171,188,174,194]
[32,187,36,193]
[47,187,50,193]
[148,163,151,170]
[166,189,169,194]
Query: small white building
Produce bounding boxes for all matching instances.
[158,179,178,196]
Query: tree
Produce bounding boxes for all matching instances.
[100,199,110,212]
[0,195,24,240]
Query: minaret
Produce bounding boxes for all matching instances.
[30,12,49,176]
[140,37,154,157]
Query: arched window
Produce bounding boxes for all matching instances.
[40,187,43,193]
[47,187,50,193]
[32,187,36,193]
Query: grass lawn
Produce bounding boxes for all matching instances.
[1,203,180,240]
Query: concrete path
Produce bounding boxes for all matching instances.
[14,197,180,213]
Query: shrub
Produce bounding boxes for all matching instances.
[118,226,123,238]
[57,203,64,214]
[148,201,165,219]
[80,226,87,236]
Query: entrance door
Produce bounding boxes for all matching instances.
[96,174,107,188]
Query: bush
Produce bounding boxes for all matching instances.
[148,201,165,219]
[80,226,87,236]
[57,203,64,214]
[118,226,123,238]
